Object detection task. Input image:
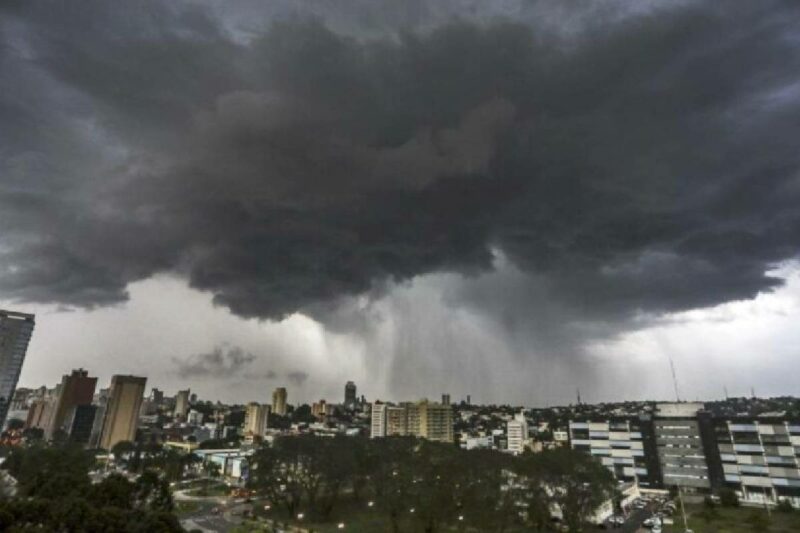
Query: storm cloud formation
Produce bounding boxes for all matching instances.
[2,0,800,363]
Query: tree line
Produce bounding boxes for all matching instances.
[248,436,615,532]
[0,444,182,532]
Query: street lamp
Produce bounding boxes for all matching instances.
[337,523,345,529]
[297,513,304,520]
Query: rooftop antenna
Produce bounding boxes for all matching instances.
[751,387,756,399]
[724,385,729,400]
[576,388,582,405]
[667,354,680,402]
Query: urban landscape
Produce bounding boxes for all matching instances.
[4,0,800,532]
[2,309,800,531]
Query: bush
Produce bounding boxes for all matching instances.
[745,510,769,532]
[718,487,740,507]
[776,499,794,513]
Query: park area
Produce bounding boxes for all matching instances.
[665,504,800,533]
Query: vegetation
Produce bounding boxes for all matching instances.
[0,444,183,532]
[248,436,615,532]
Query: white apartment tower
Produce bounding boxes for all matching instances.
[507,410,528,455]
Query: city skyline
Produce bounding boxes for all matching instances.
[3,1,800,406]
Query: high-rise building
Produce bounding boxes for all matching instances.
[46,368,97,440]
[441,393,451,406]
[243,402,270,436]
[507,411,529,455]
[150,388,164,405]
[99,375,147,450]
[370,402,387,438]
[419,400,454,443]
[344,381,357,407]
[386,405,408,436]
[272,387,287,416]
[65,404,98,445]
[312,399,333,419]
[89,388,110,449]
[174,389,190,420]
[371,400,453,442]
[0,310,35,428]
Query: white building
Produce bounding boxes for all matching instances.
[370,402,387,438]
[507,411,529,455]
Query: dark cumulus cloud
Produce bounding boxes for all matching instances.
[287,371,310,386]
[1,0,800,340]
[173,345,257,378]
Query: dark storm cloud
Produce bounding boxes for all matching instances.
[173,344,257,378]
[2,0,800,340]
[287,371,310,386]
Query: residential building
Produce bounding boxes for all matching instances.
[46,368,97,440]
[174,389,190,420]
[0,310,35,428]
[370,402,387,438]
[442,393,451,406]
[408,399,453,443]
[507,411,529,455]
[344,381,357,407]
[272,387,287,416]
[243,402,270,436]
[99,375,147,450]
[65,404,98,445]
[386,405,408,436]
[187,409,204,426]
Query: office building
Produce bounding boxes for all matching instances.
[344,381,357,407]
[99,375,147,450]
[714,417,800,507]
[370,402,387,438]
[507,411,529,455]
[569,415,661,487]
[243,402,270,436]
[0,310,35,428]
[654,403,712,491]
[46,368,97,440]
[174,389,190,420]
[442,393,451,406]
[272,387,287,416]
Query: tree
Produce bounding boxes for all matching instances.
[531,447,615,533]
[718,487,740,507]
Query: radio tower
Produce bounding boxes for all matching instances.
[667,354,680,402]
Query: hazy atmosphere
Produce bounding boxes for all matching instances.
[3,0,800,405]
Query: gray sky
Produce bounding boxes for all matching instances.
[2,0,800,405]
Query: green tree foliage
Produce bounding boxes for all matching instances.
[0,444,181,532]
[247,436,615,533]
[718,487,740,507]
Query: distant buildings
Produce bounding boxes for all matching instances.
[371,399,453,443]
[272,387,287,416]
[506,411,528,455]
[441,393,451,406]
[99,375,147,450]
[344,381,357,408]
[0,310,35,428]
[46,368,97,440]
[174,389,190,420]
[243,402,270,436]
[568,402,800,507]
[370,402,387,438]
